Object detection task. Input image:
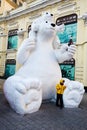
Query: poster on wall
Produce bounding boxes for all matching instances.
[56,14,77,80]
[4,59,16,78]
[8,29,18,49]
[60,58,75,80]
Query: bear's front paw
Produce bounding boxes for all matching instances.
[63,81,85,108]
[67,45,76,58]
[25,38,36,52]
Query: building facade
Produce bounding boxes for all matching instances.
[0,0,87,89]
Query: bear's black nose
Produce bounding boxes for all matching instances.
[51,23,55,27]
[51,14,53,16]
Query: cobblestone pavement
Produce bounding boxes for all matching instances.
[0,80,87,130]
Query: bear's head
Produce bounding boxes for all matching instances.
[37,20,56,39]
[30,12,55,33]
[30,15,56,42]
[30,12,64,37]
[29,12,56,42]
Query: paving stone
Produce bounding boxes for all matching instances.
[0,81,87,130]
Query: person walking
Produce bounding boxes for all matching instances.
[56,79,66,108]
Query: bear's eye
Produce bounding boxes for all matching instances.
[46,12,48,14]
[46,21,48,23]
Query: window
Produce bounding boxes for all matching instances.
[5,59,16,78]
[8,29,18,49]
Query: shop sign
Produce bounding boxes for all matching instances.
[56,13,77,25]
[8,29,18,36]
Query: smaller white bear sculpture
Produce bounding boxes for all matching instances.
[63,78,85,108]
[3,12,85,114]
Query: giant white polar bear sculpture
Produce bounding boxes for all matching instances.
[3,12,85,114]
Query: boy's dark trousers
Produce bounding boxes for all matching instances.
[56,94,63,108]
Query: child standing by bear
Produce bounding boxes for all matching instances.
[56,79,66,108]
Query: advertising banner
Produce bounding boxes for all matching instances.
[56,14,77,80]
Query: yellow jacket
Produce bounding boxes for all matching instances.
[56,83,66,94]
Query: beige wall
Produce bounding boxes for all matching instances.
[0,0,14,15]
[75,0,87,86]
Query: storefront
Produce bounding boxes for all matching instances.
[0,0,87,89]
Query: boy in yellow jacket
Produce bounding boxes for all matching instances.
[56,79,66,108]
